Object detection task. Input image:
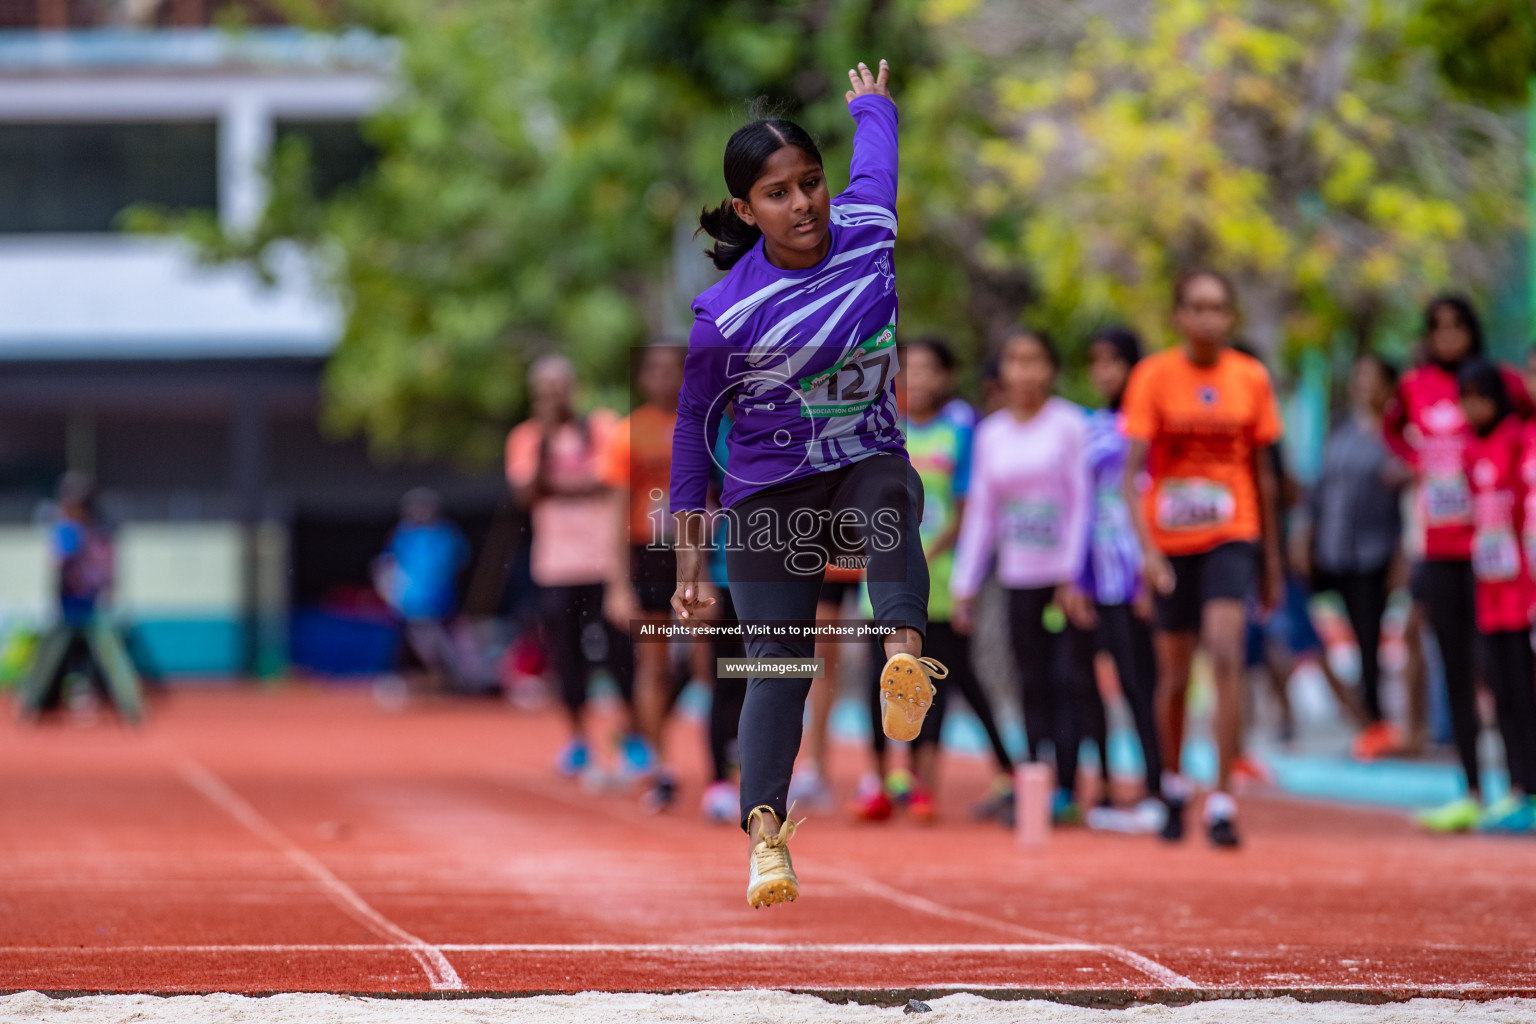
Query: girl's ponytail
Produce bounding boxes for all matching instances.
[697,116,823,273]
[698,200,762,272]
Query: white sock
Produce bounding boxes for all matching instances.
[1161,771,1193,802]
[1204,790,1237,823]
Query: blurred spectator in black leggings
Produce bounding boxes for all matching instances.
[1304,353,1409,760]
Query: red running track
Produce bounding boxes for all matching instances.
[1,685,1533,1003]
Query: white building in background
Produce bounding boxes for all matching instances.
[0,26,508,679]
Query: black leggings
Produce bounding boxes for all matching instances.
[727,454,929,831]
[1315,567,1390,723]
[1007,586,1089,795]
[1482,629,1536,795]
[866,619,1014,773]
[1095,603,1162,798]
[1416,559,1481,793]
[708,588,747,783]
[538,583,635,723]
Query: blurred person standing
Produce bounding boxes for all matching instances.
[1304,353,1409,760]
[18,473,142,722]
[952,328,1094,826]
[849,338,1016,825]
[1385,296,1533,833]
[1079,327,1165,833]
[374,488,471,691]
[507,354,645,782]
[1455,361,1536,833]
[1121,270,1285,849]
[602,341,688,812]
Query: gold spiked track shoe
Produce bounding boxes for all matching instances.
[746,805,802,908]
[879,653,948,741]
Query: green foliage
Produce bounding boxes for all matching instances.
[946,0,1524,364]
[1410,0,1536,107]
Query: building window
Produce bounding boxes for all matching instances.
[0,121,218,233]
[274,119,376,199]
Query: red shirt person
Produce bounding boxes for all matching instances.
[1455,360,1536,827]
[1387,297,1533,833]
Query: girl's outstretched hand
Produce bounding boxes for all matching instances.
[846,59,891,105]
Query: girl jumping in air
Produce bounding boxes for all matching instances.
[670,60,946,908]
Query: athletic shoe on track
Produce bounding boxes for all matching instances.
[1051,789,1081,826]
[1231,753,1273,788]
[1476,795,1536,834]
[640,770,677,814]
[788,766,834,814]
[848,774,895,822]
[879,654,948,742]
[554,738,590,778]
[908,787,936,825]
[700,780,739,825]
[1087,797,1167,834]
[1207,815,1241,848]
[971,774,1015,826]
[1160,794,1187,842]
[1417,796,1482,833]
[1350,721,1402,762]
[617,733,657,780]
[746,804,801,908]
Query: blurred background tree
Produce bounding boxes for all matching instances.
[143,0,1531,460]
[939,0,1526,363]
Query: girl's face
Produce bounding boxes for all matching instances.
[732,145,832,267]
[1087,341,1130,404]
[999,334,1055,406]
[902,346,945,416]
[1172,275,1236,348]
[1460,390,1497,433]
[1427,304,1473,364]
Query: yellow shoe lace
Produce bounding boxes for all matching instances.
[917,656,949,680]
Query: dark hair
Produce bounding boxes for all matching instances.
[908,334,958,373]
[999,327,1060,370]
[1457,358,1511,431]
[1173,267,1238,311]
[1354,350,1399,387]
[698,118,823,272]
[1424,294,1484,357]
[1088,325,1144,369]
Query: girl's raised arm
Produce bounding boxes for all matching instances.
[843,59,898,212]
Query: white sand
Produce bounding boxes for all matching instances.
[2,992,1534,1023]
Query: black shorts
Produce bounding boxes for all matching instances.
[630,545,677,613]
[1154,540,1259,633]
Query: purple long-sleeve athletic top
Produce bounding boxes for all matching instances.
[669,95,906,514]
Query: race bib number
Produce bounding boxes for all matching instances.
[1155,478,1235,531]
[798,325,897,419]
[1004,499,1061,549]
[1473,527,1520,582]
[1423,473,1472,526]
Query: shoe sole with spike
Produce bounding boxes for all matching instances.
[880,653,936,742]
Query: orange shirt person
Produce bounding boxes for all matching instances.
[1120,268,1284,851]
[600,342,687,812]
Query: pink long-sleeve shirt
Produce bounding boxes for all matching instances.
[951,397,1090,597]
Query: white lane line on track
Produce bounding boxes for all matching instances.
[825,868,1198,991]
[174,759,464,991]
[0,943,1098,954]
[500,771,1199,990]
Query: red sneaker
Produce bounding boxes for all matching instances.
[1351,721,1402,762]
[1231,754,1273,788]
[848,779,894,822]
[908,787,937,826]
